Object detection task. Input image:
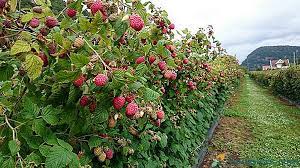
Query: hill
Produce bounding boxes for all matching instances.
[241,46,300,70]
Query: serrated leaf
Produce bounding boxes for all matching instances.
[70,53,89,68]
[60,18,72,29]
[88,136,102,149]
[143,88,160,101]
[19,31,32,41]
[32,119,47,137]
[79,17,90,31]
[160,133,168,148]
[114,20,128,39]
[57,139,73,152]
[56,70,80,83]
[0,64,14,81]
[10,40,31,55]
[166,58,177,68]
[42,105,61,125]
[21,13,34,23]
[45,146,74,168]
[136,63,148,76]
[8,140,20,156]
[39,145,52,157]
[2,157,14,168]
[25,152,43,166]
[22,97,40,119]
[25,54,43,81]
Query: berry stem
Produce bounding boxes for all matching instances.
[83,38,111,70]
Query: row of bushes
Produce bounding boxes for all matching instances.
[0,0,243,167]
[249,66,300,103]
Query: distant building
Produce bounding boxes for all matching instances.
[262,59,290,70]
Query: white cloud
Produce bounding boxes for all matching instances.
[145,0,300,62]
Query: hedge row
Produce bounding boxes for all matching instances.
[249,66,300,103]
[0,0,243,167]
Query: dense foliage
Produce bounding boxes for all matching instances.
[0,0,242,167]
[241,45,300,70]
[250,67,300,103]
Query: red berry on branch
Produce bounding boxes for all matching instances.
[113,96,126,110]
[158,61,166,71]
[129,14,144,31]
[183,58,189,64]
[29,18,40,28]
[149,55,156,64]
[89,101,97,112]
[157,110,165,119]
[136,56,145,64]
[0,0,7,8]
[126,102,139,118]
[104,149,114,160]
[94,74,108,86]
[169,23,175,30]
[73,75,86,87]
[80,96,89,107]
[155,119,161,127]
[125,94,135,103]
[171,52,177,58]
[40,27,49,36]
[162,27,168,34]
[45,16,58,28]
[90,0,104,15]
[38,52,48,67]
[66,8,77,18]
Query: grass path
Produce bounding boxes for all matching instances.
[202,77,300,168]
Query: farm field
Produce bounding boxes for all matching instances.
[202,77,300,168]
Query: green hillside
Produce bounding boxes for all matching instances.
[241,46,300,70]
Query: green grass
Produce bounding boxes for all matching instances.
[224,77,300,167]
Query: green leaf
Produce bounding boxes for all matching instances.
[21,13,34,23]
[114,20,128,39]
[45,146,74,168]
[88,136,102,149]
[79,17,91,31]
[42,105,61,125]
[22,97,40,119]
[2,157,14,168]
[143,88,160,101]
[70,53,89,69]
[166,58,177,68]
[19,31,32,41]
[10,0,17,12]
[57,139,73,152]
[25,152,43,166]
[32,119,47,137]
[60,18,72,29]
[8,140,20,156]
[56,70,80,83]
[25,54,43,81]
[39,145,52,157]
[0,64,14,82]
[10,40,31,55]
[136,63,148,76]
[160,133,168,148]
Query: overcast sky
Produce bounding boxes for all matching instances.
[147,0,300,63]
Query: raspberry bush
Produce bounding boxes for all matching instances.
[0,0,242,167]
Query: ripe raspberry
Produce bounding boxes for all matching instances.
[90,0,104,15]
[48,43,57,55]
[94,74,108,86]
[125,94,135,103]
[188,81,195,86]
[73,37,84,48]
[183,58,189,64]
[171,52,177,58]
[80,96,89,107]
[40,27,49,36]
[169,23,175,30]
[162,27,168,34]
[158,61,166,71]
[164,70,173,80]
[155,119,161,127]
[113,96,126,110]
[73,75,86,87]
[89,101,97,112]
[129,14,144,31]
[166,45,175,52]
[157,110,164,119]
[135,56,145,64]
[66,8,77,18]
[158,21,165,28]
[119,36,126,45]
[33,6,43,13]
[104,149,113,160]
[126,102,139,117]
[170,71,177,80]
[45,16,58,28]
[0,0,7,8]
[148,55,156,64]
[29,18,40,28]
[38,52,48,67]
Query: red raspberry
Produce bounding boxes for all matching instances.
[170,71,177,80]
[158,61,166,71]
[80,96,89,107]
[94,74,108,86]
[169,23,175,30]
[135,56,145,64]
[48,43,57,55]
[129,14,144,31]
[29,18,40,28]
[45,16,58,28]
[157,110,165,119]
[90,1,104,15]
[158,21,165,28]
[164,70,173,80]
[104,149,114,160]
[40,27,49,36]
[155,119,161,127]
[125,94,135,103]
[148,55,156,64]
[183,58,189,64]
[126,102,139,117]
[162,27,168,34]
[89,101,97,112]
[66,8,77,18]
[38,52,48,67]
[171,52,177,58]
[0,0,7,8]
[113,96,126,110]
[188,81,195,86]
[73,75,86,87]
